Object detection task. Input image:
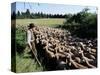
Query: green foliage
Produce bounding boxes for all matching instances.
[16,49,43,73]
[16,26,26,54]
[63,8,97,38]
[12,9,70,19]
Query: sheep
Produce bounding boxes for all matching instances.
[30,26,97,69]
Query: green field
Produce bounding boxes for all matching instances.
[14,18,65,72]
[16,18,65,27]
[16,48,43,73]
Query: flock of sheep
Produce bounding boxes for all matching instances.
[32,26,97,70]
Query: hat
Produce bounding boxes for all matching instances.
[28,23,35,29]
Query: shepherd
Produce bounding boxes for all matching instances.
[27,23,36,53]
[27,23,41,66]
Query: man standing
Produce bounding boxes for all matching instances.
[27,23,41,66]
[27,23,37,56]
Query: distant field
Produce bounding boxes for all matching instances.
[16,18,65,27]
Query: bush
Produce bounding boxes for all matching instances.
[62,8,97,39]
[16,26,26,55]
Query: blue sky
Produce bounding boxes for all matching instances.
[12,2,97,14]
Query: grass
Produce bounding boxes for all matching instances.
[16,47,43,73]
[16,18,65,27]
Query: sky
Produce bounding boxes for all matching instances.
[11,2,97,14]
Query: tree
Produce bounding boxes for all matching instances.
[63,8,97,38]
[17,11,20,16]
[25,9,30,18]
[16,11,21,19]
